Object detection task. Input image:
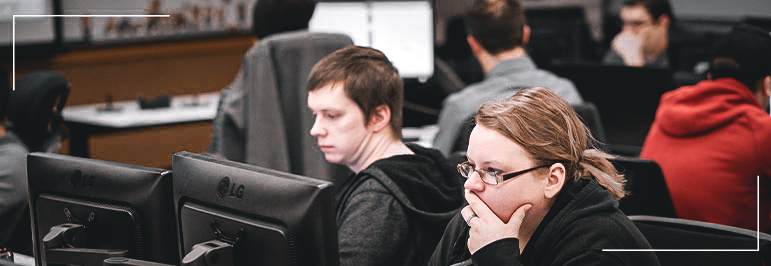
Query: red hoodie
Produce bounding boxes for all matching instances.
[641,78,771,232]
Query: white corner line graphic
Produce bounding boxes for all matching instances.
[604,175,761,252]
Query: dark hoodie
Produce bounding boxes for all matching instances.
[428,179,659,266]
[641,78,771,232]
[336,143,464,266]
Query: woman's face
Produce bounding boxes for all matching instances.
[464,125,549,222]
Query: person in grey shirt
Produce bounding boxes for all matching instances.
[433,0,583,156]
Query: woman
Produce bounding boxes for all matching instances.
[428,87,659,266]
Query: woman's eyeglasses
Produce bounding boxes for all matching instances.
[457,161,551,185]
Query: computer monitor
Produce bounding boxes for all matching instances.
[524,4,596,67]
[171,152,338,266]
[543,62,675,147]
[309,0,434,80]
[26,152,178,266]
[0,0,62,60]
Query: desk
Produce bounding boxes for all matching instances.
[62,93,219,159]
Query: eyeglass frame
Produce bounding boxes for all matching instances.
[457,161,552,185]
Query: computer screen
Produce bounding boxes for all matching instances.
[0,0,61,58]
[309,0,434,80]
[26,152,178,266]
[544,62,675,147]
[172,152,338,266]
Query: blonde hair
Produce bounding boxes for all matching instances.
[475,87,626,199]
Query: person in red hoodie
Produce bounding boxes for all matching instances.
[641,24,771,232]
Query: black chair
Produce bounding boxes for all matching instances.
[543,62,675,147]
[451,102,608,153]
[630,215,771,266]
[571,102,607,143]
[610,156,677,218]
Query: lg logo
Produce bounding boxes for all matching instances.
[69,170,95,188]
[216,176,245,199]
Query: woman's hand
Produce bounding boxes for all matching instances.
[462,191,532,254]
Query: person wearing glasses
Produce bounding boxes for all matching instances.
[428,87,659,266]
[604,0,673,67]
[307,46,465,266]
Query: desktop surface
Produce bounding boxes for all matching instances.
[62,92,219,129]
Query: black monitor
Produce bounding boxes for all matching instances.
[524,4,597,67]
[170,152,338,266]
[543,62,675,147]
[26,152,178,266]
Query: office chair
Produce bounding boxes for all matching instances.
[209,31,353,182]
[630,215,771,266]
[3,71,70,257]
[6,71,70,153]
[450,102,607,154]
[570,102,607,143]
[544,62,675,147]
[610,156,677,218]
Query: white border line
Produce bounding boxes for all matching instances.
[12,14,170,91]
[604,175,761,252]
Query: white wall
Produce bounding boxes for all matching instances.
[670,0,771,20]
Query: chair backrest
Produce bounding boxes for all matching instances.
[630,215,771,266]
[571,102,607,143]
[5,71,70,152]
[610,156,677,218]
[543,62,675,147]
[208,31,353,181]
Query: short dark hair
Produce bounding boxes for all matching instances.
[307,46,404,139]
[251,0,316,39]
[624,0,675,23]
[465,0,527,55]
[709,24,771,90]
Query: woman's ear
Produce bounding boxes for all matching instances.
[367,105,392,133]
[543,163,566,199]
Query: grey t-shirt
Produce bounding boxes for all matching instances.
[0,130,29,247]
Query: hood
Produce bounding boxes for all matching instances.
[523,179,618,264]
[655,78,762,137]
[362,143,464,221]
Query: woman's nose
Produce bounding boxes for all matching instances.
[463,170,485,192]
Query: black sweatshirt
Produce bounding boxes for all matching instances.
[335,143,464,266]
[428,179,661,266]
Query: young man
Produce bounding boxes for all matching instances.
[641,25,771,232]
[433,0,583,156]
[307,46,464,266]
[603,0,673,67]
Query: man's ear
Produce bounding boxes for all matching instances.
[522,25,531,46]
[543,163,566,199]
[367,105,392,133]
[656,14,671,28]
[763,76,771,98]
[467,35,483,56]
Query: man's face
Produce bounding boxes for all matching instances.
[307,82,372,168]
[620,5,668,51]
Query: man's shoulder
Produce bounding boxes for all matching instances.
[0,133,28,156]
